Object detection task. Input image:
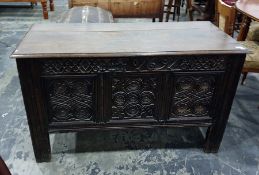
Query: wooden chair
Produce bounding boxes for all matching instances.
[187,0,203,21]
[0,157,11,175]
[164,0,181,21]
[187,0,212,21]
[217,0,259,84]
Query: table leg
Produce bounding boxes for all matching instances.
[203,125,226,153]
[16,60,51,162]
[41,0,48,19]
[49,0,54,11]
[237,15,251,41]
[0,157,11,175]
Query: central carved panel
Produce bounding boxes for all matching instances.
[111,76,159,120]
[170,75,217,118]
[45,78,95,123]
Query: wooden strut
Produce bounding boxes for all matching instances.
[41,0,48,19]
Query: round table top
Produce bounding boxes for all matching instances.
[236,0,259,21]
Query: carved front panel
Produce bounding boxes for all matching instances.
[170,74,219,119]
[111,75,160,120]
[44,77,96,123]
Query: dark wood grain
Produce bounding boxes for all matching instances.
[16,60,51,162]
[204,55,245,152]
[0,157,11,175]
[13,22,247,162]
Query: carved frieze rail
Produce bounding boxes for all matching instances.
[41,56,226,75]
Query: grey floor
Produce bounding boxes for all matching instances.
[0,1,259,175]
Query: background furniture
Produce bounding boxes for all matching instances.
[217,0,259,84]
[12,22,246,162]
[0,0,54,19]
[68,0,164,21]
[187,0,215,21]
[164,0,181,21]
[236,0,259,84]
[216,0,236,35]
[60,6,114,23]
[236,0,259,41]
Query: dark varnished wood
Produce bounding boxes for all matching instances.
[204,55,245,152]
[12,22,247,162]
[0,157,11,175]
[16,60,51,162]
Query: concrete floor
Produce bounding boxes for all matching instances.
[0,1,259,175]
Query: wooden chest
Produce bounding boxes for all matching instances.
[68,0,164,21]
[12,22,247,162]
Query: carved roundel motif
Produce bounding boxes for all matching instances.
[193,104,207,115]
[111,76,158,120]
[141,91,154,105]
[173,104,191,115]
[171,75,216,118]
[124,104,141,118]
[113,92,126,106]
[46,78,95,123]
[52,106,70,121]
[126,80,141,92]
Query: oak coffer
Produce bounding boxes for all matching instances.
[12,22,247,162]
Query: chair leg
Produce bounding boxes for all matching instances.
[177,6,180,21]
[186,0,193,21]
[152,18,156,22]
[166,0,174,22]
[173,6,176,20]
[49,0,54,11]
[189,9,194,21]
[241,72,248,85]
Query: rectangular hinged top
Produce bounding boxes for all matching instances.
[11,21,247,58]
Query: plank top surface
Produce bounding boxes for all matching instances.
[11,21,247,58]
